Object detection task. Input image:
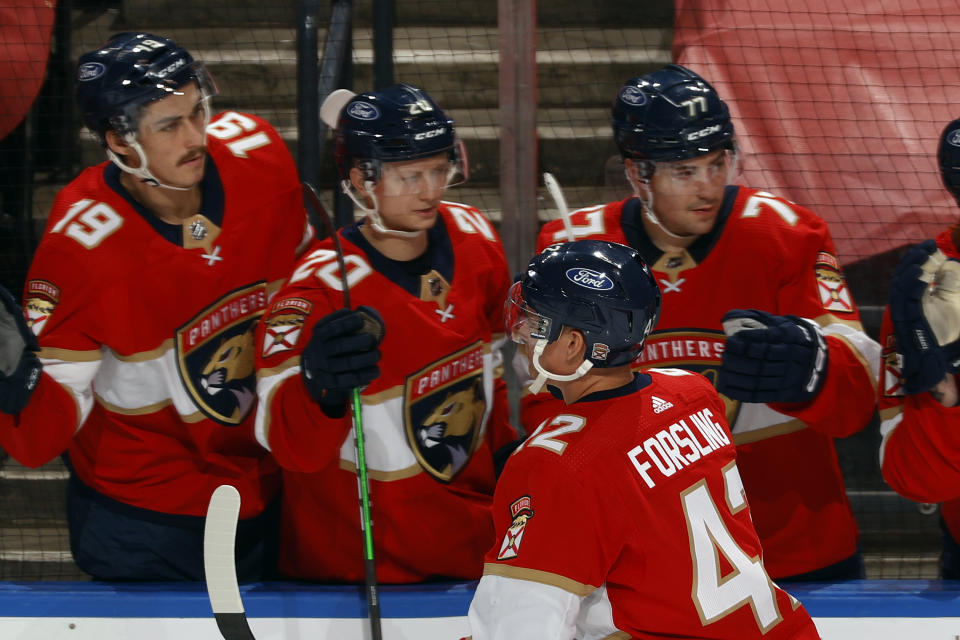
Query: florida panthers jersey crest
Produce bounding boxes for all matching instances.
[405,341,488,482]
[175,283,268,425]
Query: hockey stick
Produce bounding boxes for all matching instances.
[303,181,384,640]
[543,172,576,242]
[204,484,256,640]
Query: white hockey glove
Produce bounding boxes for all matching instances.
[920,249,960,350]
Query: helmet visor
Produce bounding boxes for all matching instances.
[504,281,554,345]
[649,148,736,196]
[375,139,469,197]
[108,61,218,137]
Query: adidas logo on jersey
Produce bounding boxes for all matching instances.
[651,396,674,414]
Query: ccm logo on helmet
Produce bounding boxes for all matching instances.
[686,125,722,141]
[948,129,960,147]
[414,127,446,141]
[565,268,614,291]
[157,58,186,78]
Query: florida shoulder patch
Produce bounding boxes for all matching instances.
[497,495,535,560]
[261,297,312,357]
[882,333,903,398]
[23,280,60,337]
[815,251,854,313]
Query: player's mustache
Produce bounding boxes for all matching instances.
[178,148,207,166]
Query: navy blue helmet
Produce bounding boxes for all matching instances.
[939,118,960,206]
[509,240,661,368]
[75,32,216,141]
[333,83,461,181]
[612,64,734,163]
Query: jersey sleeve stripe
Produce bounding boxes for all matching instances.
[481,562,597,598]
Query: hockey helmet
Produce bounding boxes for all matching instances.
[75,32,217,142]
[939,117,960,206]
[506,240,661,368]
[612,64,734,163]
[332,83,465,185]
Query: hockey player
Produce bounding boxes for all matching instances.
[880,117,960,579]
[467,239,821,639]
[0,32,312,580]
[530,64,881,580]
[254,83,517,582]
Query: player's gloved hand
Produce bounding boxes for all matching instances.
[717,309,828,404]
[0,285,42,414]
[918,247,960,372]
[300,306,385,419]
[888,240,960,394]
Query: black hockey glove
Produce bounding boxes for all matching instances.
[889,240,960,394]
[0,285,42,415]
[300,306,385,419]
[717,309,828,404]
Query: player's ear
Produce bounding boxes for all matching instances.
[561,327,588,367]
[349,166,369,195]
[105,130,128,154]
[105,130,139,166]
[624,158,652,196]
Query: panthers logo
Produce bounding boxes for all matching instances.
[199,324,257,421]
[175,283,268,425]
[405,342,489,482]
[416,377,485,479]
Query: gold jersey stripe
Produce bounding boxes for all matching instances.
[481,562,597,597]
[37,347,102,362]
[732,419,806,446]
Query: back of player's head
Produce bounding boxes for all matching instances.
[612,64,734,164]
[332,83,462,182]
[511,240,661,368]
[939,118,960,206]
[75,32,216,142]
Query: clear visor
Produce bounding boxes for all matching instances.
[649,148,737,196]
[111,61,219,137]
[504,281,553,345]
[372,139,469,197]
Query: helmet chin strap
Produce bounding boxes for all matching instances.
[624,167,696,241]
[527,338,594,394]
[340,179,426,239]
[107,139,193,192]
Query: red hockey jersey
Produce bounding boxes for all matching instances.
[469,369,820,640]
[529,188,880,578]
[0,111,312,519]
[879,227,960,545]
[255,202,517,582]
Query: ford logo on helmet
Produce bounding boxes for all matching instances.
[565,268,614,290]
[619,86,647,106]
[948,129,960,147]
[347,101,380,121]
[78,62,106,82]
